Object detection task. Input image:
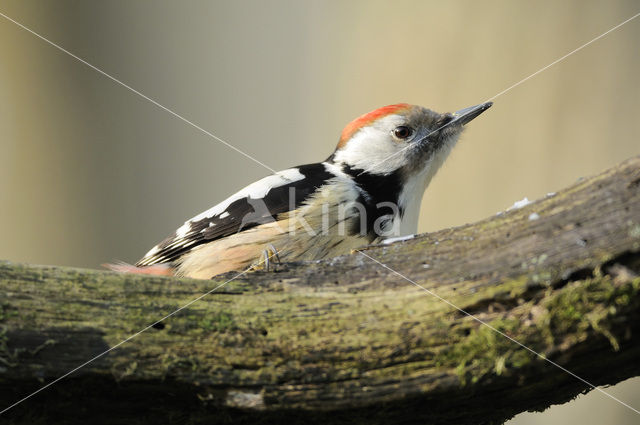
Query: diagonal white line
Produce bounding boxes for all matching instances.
[484,11,640,102]
[0,11,277,174]
[0,254,275,415]
[1,4,639,418]
[357,250,640,415]
[356,118,456,176]
[358,11,640,176]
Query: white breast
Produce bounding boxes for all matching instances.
[395,134,461,236]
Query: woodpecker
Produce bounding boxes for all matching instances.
[111,102,492,279]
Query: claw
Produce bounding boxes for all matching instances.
[256,244,281,272]
[266,244,281,264]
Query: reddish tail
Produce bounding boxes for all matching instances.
[103,261,174,276]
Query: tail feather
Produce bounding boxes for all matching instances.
[103,261,174,276]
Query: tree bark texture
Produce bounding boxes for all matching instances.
[1,156,640,425]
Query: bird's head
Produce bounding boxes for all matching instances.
[330,102,492,177]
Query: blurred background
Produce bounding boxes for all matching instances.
[1,0,639,423]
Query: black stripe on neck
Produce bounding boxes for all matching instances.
[341,164,404,240]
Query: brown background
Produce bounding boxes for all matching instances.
[1,1,639,423]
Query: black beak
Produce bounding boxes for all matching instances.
[450,102,493,126]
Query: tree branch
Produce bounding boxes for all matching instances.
[1,156,640,425]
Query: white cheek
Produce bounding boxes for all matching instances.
[333,127,407,174]
[333,114,411,174]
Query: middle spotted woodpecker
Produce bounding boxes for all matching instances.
[113,102,492,279]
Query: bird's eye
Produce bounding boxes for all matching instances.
[393,126,413,140]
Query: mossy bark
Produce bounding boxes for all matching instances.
[1,157,640,425]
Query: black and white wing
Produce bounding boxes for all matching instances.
[136,163,335,266]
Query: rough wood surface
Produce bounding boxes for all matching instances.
[1,156,640,425]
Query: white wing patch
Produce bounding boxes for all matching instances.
[140,168,306,262]
[144,245,160,257]
[176,222,192,238]
[190,168,305,223]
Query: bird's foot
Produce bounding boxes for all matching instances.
[254,244,281,272]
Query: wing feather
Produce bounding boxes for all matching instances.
[136,163,335,266]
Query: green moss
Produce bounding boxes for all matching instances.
[0,327,10,363]
[0,302,20,324]
[429,273,640,386]
[1,248,639,414]
[435,317,537,385]
[199,311,235,331]
[546,276,640,345]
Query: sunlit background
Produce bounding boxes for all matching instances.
[1,1,639,423]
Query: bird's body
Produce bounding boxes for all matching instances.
[138,163,369,278]
[113,102,492,279]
